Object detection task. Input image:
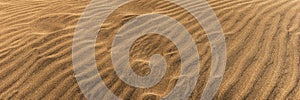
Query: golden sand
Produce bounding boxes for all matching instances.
[0,0,299,99]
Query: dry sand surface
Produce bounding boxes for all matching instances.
[0,0,300,99]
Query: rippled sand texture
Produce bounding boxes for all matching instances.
[0,0,300,99]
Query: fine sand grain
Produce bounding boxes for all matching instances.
[0,0,299,99]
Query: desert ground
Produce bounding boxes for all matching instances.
[0,0,299,99]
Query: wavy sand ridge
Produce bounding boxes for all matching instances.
[95,0,212,99]
[0,0,299,99]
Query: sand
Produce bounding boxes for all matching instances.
[0,0,299,99]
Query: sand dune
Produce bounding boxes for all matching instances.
[0,0,299,99]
